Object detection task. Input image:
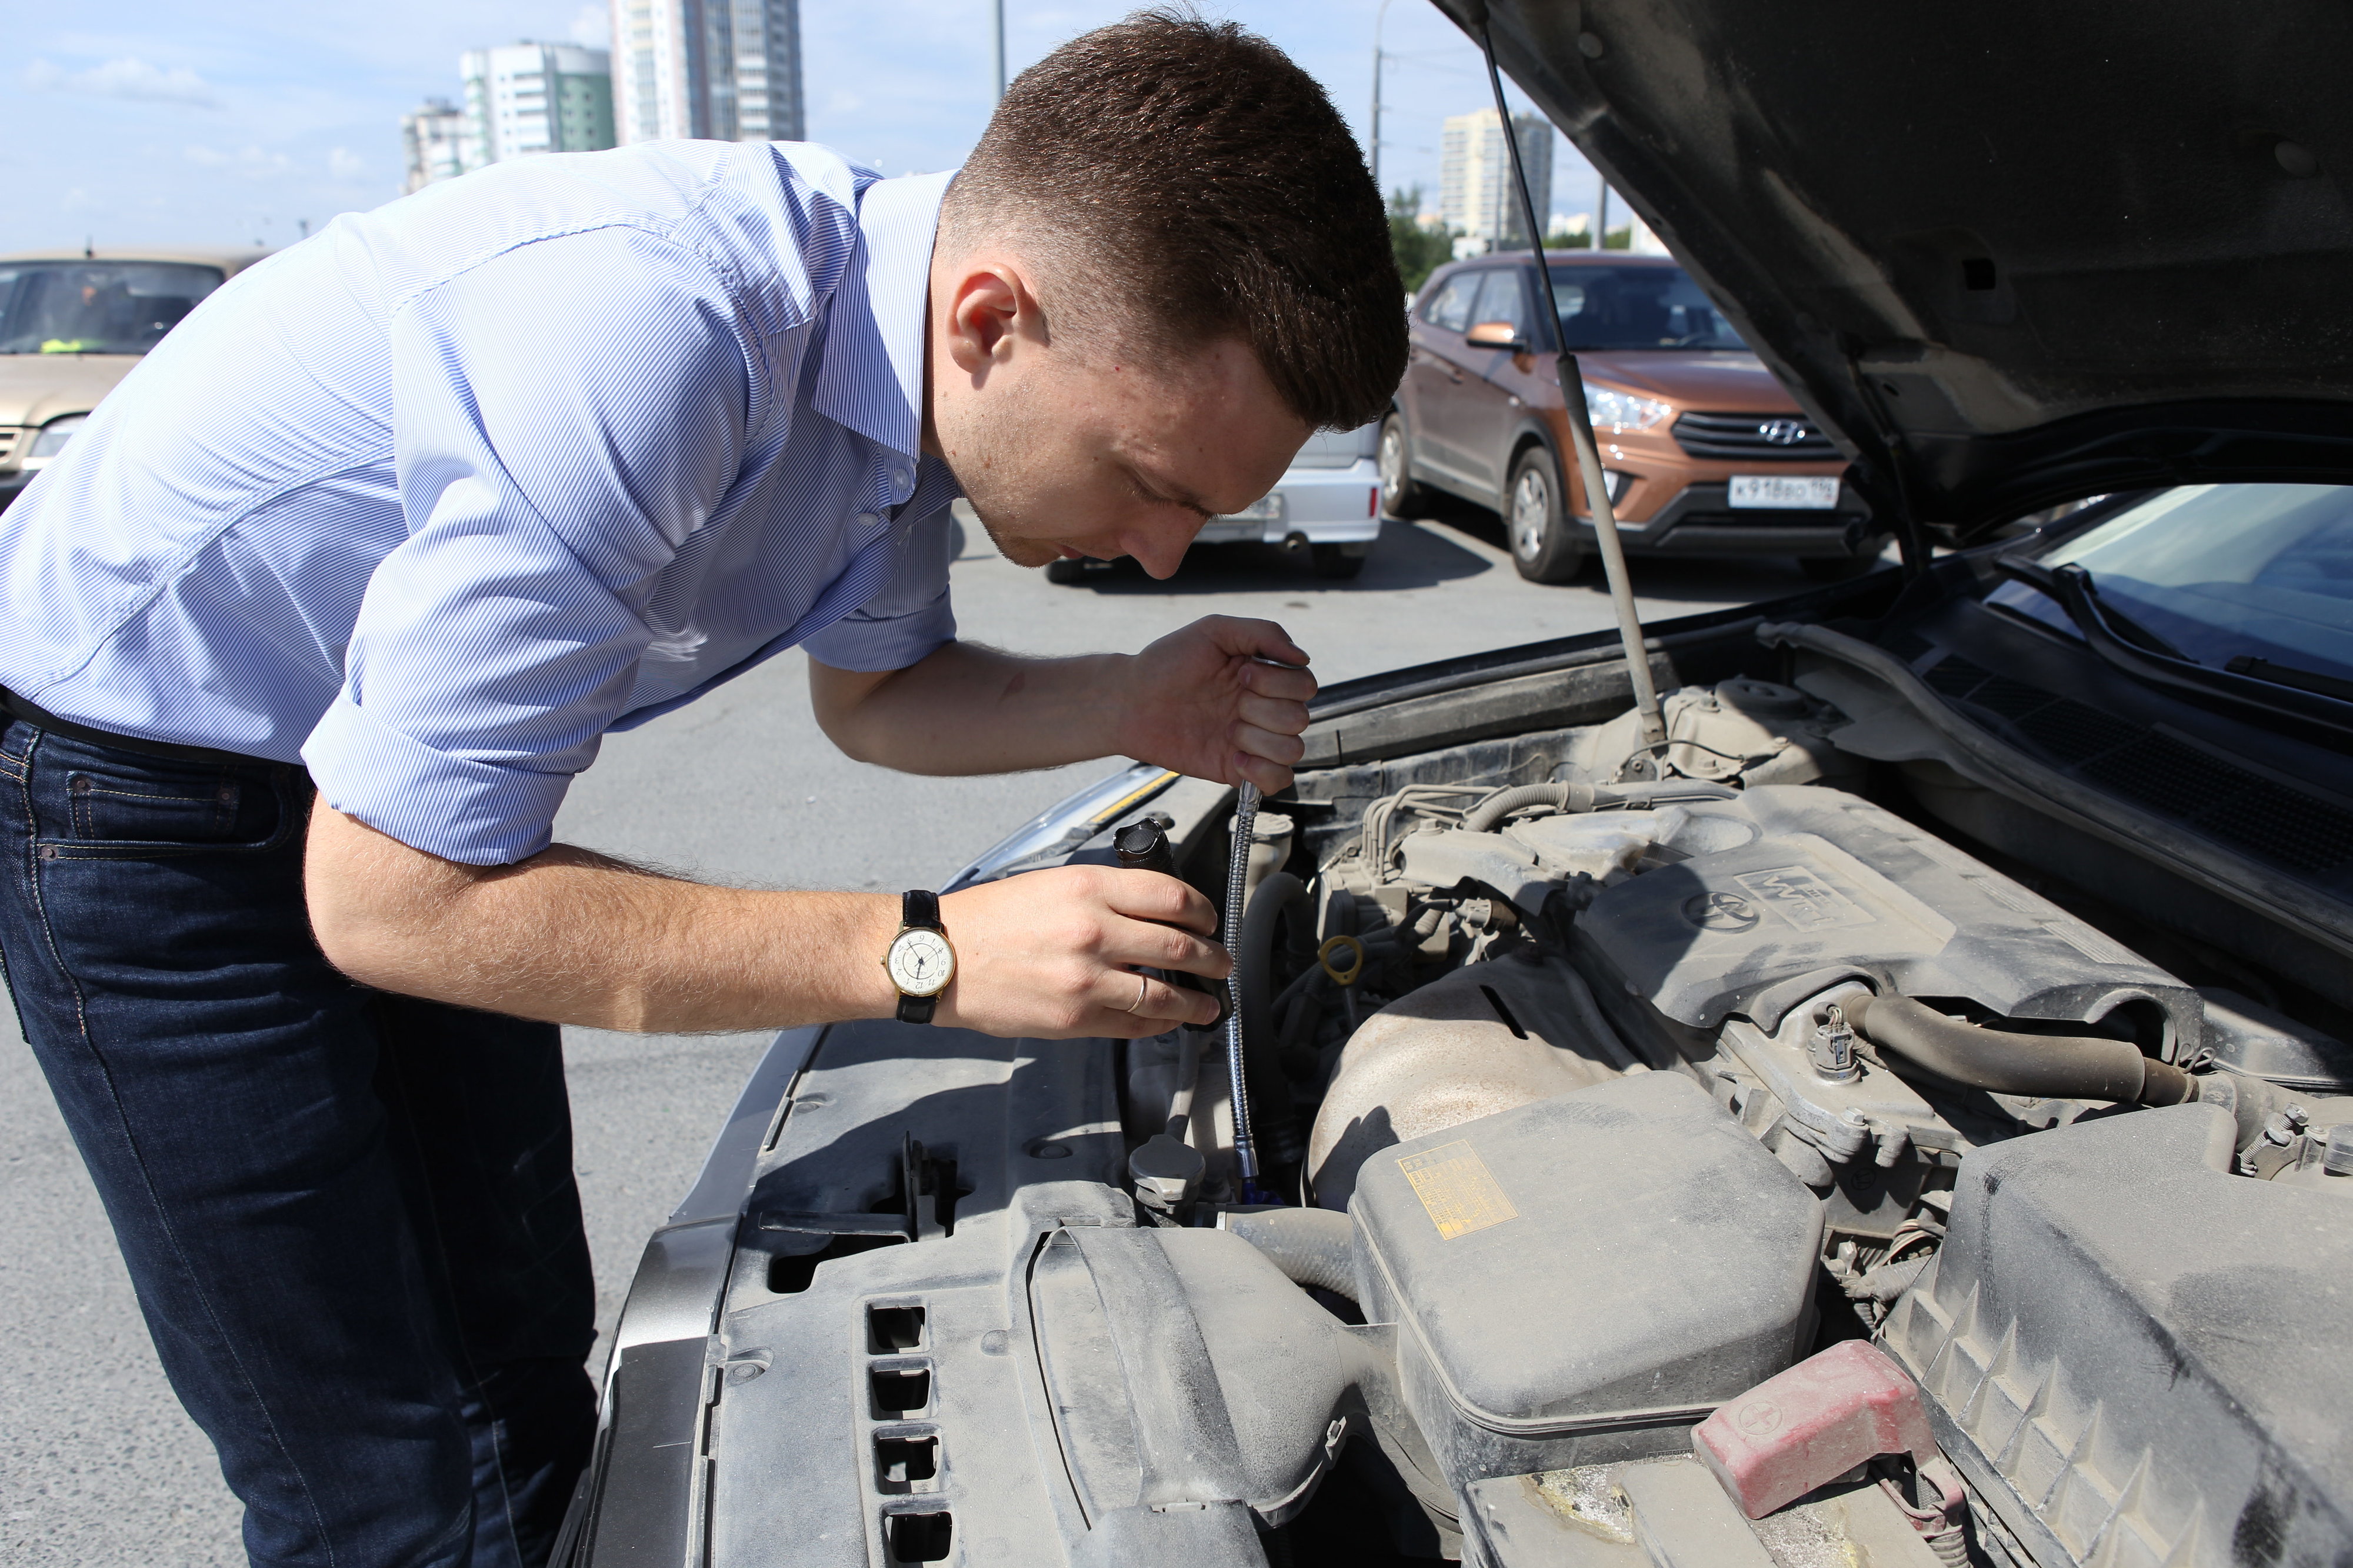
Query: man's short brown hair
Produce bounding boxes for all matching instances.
[939,8,1406,432]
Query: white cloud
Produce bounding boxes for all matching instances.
[25,55,219,107]
[328,146,365,180]
[569,3,611,49]
[181,144,291,179]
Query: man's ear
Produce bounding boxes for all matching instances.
[939,259,1035,378]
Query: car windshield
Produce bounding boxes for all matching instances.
[1548,264,1748,351]
[1989,483,2353,685]
[0,262,225,355]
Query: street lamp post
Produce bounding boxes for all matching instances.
[1370,0,1398,192]
[993,0,1006,103]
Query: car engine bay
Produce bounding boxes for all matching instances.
[597,588,2353,1568]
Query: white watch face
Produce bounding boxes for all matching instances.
[886,928,955,997]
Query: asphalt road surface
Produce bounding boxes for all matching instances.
[0,503,1817,1564]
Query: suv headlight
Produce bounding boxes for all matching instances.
[28,415,87,459]
[1584,386,1674,433]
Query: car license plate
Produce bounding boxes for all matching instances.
[1729,475,1840,509]
[1193,519,1261,543]
[1195,493,1281,543]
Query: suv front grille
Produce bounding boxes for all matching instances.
[1671,410,1839,461]
[0,428,17,463]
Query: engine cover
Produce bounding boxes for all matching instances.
[1576,787,2202,1048]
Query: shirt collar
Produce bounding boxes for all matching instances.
[810,169,955,459]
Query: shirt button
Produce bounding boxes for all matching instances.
[856,511,881,528]
[891,465,915,499]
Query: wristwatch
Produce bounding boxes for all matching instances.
[883,889,956,1024]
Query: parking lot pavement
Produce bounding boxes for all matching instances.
[0,505,1808,1564]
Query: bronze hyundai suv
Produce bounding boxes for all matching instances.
[1385,250,1888,582]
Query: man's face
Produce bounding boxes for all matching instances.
[923,252,1311,578]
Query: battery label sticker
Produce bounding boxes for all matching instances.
[1397,1140,1519,1240]
[1730,865,1878,933]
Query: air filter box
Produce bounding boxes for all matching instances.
[1349,1071,1822,1492]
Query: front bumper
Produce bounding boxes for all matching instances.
[1580,479,1884,559]
[1192,459,1382,546]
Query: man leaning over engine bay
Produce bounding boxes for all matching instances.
[0,13,1404,1568]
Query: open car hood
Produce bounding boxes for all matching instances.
[1437,0,2353,544]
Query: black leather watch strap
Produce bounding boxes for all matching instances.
[902,889,943,931]
[896,992,938,1025]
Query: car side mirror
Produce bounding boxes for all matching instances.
[1465,319,1527,352]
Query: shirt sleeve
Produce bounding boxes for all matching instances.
[799,501,958,672]
[302,226,754,865]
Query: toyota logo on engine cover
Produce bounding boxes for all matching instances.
[1758,418,1808,445]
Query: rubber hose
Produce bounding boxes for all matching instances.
[1236,872,1309,1165]
[1225,1206,1358,1300]
[1845,994,2197,1106]
[1461,783,1593,832]
[1459,778,1741,833]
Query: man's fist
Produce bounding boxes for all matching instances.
[1113,615,1318,793]
[934,864,1229,1039]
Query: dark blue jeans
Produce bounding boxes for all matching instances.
[0,719,596,1568]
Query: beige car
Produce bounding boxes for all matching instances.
[0,247,267,509]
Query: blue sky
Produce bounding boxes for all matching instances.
[0,0,1603,253]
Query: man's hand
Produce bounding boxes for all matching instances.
[935,865,1227,1039]
[1113,615,1317,792]
[811,617,1316,789]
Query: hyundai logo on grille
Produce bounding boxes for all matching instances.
[1757,418,1809,445]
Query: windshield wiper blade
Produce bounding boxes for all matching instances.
[2227,654,2353,705]
[2029,561,2353,743]
[2049,565,2182,658]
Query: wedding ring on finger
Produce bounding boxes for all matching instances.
[1124,972,1150,1014]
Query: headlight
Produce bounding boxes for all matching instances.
[1583,386,1674,433]
[942,762,1179,890]
[28,415,87,459]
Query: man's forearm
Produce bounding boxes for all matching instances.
[307,805,903,1032]
[811,642,1137,775]
[304,802,1231,1039]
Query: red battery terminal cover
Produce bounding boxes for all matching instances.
[1692,1339,1963,1522]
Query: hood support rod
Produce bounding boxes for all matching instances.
[1480,19,1668,770]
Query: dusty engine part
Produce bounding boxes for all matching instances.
[1219,1205,1356,1297]
[1883,1105,2353,1568]
[1349,1073,1824,1488]
[1027,1224,1387,1539]
[1395,801,1752,915]
[1567,678,1864,789]
[1574,785,2202,1047]
[1307,946,1633,1211]
[1844,992,2198,1105]
[2197,986,2353,1091]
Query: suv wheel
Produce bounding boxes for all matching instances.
[1507,447,1587,583]
[1379,414,1431,519]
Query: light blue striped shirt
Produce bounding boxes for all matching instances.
[0,141,962,864]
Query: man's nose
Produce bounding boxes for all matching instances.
[1124,521,1198,580]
